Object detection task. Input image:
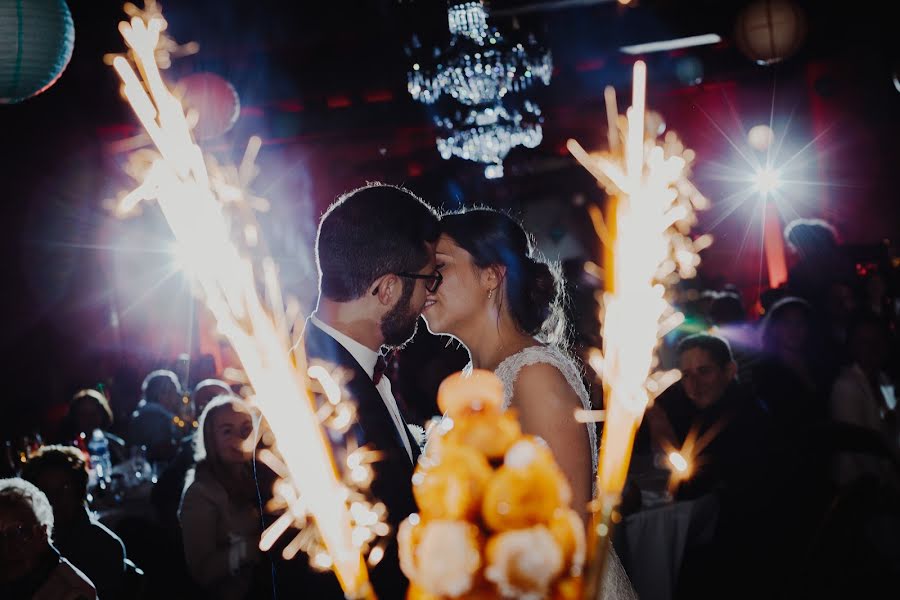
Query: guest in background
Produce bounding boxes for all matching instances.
[0,477,96,600]
[22,446,127,599]
[708,290,759,388]
[128,370,182,461]
[652,337,774,599]
[61,389,127,463]
[645,334,769,500]
[783,218,855,313]
[753,297,831,427]
[708,290,745,326]
[191,379,233,418]
[862,270,897,323]
[152,379,232,531]
[830,312,900,486]
[179,396,263,600]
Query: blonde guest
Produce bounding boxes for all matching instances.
[178,396,261,600]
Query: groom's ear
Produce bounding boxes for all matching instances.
[371,273,400,306]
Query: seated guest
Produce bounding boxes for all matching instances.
[179,396,263,600]
[22,446,127,599]
[60,389,127,463]
[128,370,183,461]
[0,477,97,600]
[647,337,774,599]
[645,333,769,499]
[152,379,232,531]
[708,290,759,389]
[752,296,832,427]
[830,312,899,486]
[191,379,233,418]
[783,218,855,313]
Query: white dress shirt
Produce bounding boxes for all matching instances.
[309,315,414,463]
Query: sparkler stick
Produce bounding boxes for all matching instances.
[570,61,709,599]
[111,14,372,598]
[604,85,619,155]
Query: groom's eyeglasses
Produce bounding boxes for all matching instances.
[398,270,443,293]
[372,270,443,295]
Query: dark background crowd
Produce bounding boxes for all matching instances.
[1,215,898,599]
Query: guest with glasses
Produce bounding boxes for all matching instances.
[0,477,96,599]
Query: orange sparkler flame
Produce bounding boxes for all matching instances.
[568,61,711,503]
[659,419,726,495]
[110,13,372,598]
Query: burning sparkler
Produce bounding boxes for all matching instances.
[109,9,375,598]
[567,61,711,598]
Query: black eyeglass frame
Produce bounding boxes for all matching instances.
[371,269,443,295]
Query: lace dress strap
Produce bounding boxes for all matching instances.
[495,346,587,407]
[495,345,598,478]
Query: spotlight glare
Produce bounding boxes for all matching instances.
[753,167,780,196]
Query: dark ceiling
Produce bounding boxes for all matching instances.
[0,0,897,416]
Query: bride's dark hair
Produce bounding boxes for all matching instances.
[439,208,568,347]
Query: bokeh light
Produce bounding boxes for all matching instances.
[747,124,775,151]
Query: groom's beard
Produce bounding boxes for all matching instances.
[381,281,419,349]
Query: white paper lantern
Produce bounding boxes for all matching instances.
[734,0,806,65]
[177,72,241,139]
[748,124,775,151]
[0,0,75,104]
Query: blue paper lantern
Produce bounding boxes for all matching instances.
[675,56,704,86]
[0,0,75,104]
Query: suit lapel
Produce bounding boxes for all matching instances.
[397,407,421,463]
[299,319,418,599]
[302,320,415,466]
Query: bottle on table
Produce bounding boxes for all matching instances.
[88,429,113,489]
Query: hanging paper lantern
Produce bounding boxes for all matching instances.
[734,0,806,66]
[177,72,240,139]
[0,0,75,104]
[675,56,704,86]
[747,124,775,151]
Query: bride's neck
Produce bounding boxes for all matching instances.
[459,311,538,372]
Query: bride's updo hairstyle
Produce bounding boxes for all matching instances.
[440,208,568,346]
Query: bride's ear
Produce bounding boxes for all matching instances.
[481,264,506,294]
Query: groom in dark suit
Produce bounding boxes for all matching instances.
[273,183,439,599]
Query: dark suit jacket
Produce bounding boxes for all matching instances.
[270,319,420,599]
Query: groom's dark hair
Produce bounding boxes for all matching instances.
[316,183,440,301]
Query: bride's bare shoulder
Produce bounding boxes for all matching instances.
[511,361,580,407]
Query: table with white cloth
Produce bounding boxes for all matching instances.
[616,494,719,600]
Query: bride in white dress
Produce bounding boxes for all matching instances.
[422,208,636,600]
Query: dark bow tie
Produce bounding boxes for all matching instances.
[373,353,389,385]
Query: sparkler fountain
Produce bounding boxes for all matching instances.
[567,61,711,599]
[109,8,378,598]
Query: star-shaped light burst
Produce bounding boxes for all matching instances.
[108,10,379,598]
[567,61,711,598]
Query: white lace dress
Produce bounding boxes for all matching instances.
[495,345,638,600]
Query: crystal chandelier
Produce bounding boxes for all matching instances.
[434,101,543,179]
[407,0,552,178]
